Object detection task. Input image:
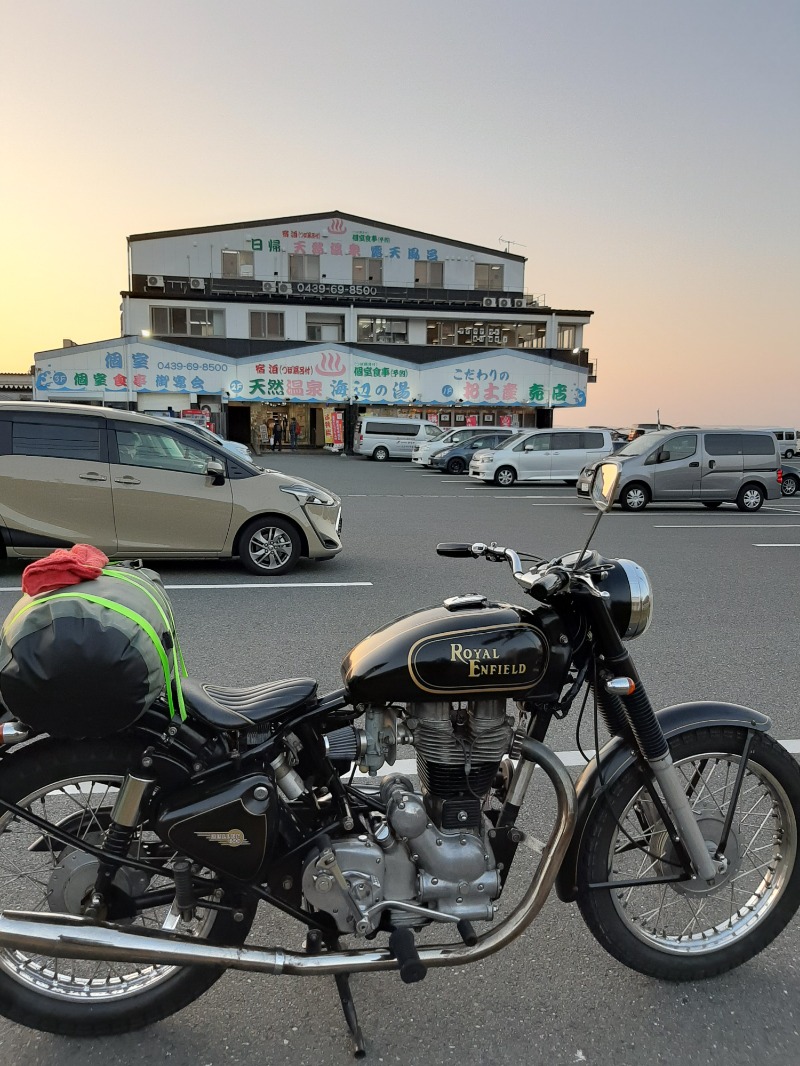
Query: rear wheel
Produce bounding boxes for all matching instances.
[494,466,516,487]
[576,727,800,981]
[0,740,255,1035]
[619,483,650,511]
[372,446,390,462]
[782,473,799,497]
[446,457,466,475]
[736,484,765,512]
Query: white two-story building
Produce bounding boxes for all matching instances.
[34,211,594,447]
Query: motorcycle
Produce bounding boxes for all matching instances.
[0,462,798,1055]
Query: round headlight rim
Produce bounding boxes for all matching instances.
[614,558,654,640]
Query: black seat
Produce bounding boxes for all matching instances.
[180,676,318,731]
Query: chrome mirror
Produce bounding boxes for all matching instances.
[591,462,619,512]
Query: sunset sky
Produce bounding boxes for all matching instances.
[1,1,797,427]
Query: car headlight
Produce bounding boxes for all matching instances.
[601,559,654,640]
[280,483,336,507]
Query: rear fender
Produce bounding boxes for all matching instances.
[554,701,771,903]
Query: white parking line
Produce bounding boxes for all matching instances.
[654,524,800,528]
[754,544,800,547]
[0,581,374,593]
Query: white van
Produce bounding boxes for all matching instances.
[768,429,796,458]
[354,417,443,461]
[469,427,614,486]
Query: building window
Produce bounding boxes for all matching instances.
[353,258,383,284]
[306,313,344,342]
[150,306,225,337]
[475,263,504,290]
[221,249,254,278]
[426,320,544,347]
[250,311,285,339]
[289,254,320,282]
[557,323,577,349]
[357,317,408,343]
[414,261,444,287]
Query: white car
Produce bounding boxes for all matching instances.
[469,428,614,486]
[179,422,256,463]
[411,426,511,467]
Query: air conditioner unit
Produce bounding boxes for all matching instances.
[189,278,205,290]
[262,281,277,293]
[513,298,525,308]
[147,275,164,288]
[482,297,496,307]
[278,282,293,294]
[498,298,512,308]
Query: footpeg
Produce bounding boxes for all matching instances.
[389,928,427,984]
[456,919,478,946]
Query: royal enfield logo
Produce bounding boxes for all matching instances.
[195,829,250,848]
[450,642,527,679]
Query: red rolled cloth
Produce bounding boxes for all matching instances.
[21,544,110,597]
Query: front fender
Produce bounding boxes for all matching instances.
[554,701,771,903]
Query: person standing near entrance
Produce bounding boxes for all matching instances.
[289,416,299,452]
[272,418,283,452]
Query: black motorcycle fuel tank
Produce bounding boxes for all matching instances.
[342,599,571,704]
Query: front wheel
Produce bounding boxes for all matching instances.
[494,466,516,487]
[576,727,800,981]
[239,516,302,575]
[0,739,255,1035]
[619,483,650,511]
[782,473,799,497]
[446,456,466,475]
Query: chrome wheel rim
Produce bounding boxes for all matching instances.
[497,469,514,486]
[625,488,647,509]
[0,774,217,1001]
[783,478,798,496]
[607,752,796,955]
[247,526,294,570]
[742,489,763,509]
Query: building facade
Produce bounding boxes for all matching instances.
[34,212,594,447]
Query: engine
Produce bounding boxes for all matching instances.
[306,700,513,935]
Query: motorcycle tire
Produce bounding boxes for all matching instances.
[576,726,800,981]
[0,738,256,1036]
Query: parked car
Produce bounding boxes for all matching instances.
[781,466,800,496]
[469,428,614,487]
[576,428,781,511]
[0,402,342,575]
[430,430,514,474]
[622,423,675,441]
[353,416,443,461]
[412,425,512,467]
[176,420,256,463]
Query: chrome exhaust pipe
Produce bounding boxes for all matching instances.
[0,742,576,977]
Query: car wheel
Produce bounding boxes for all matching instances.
[373,446,390,462]
[446,457,466,475]
[619,483,650,511]
[782,473,800,496]
[736,484,765,512]
[239,517,302,575]
[702,502,723,509]
[785,449,795,459]
[494,466,516,487]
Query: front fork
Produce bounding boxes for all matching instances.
[578,588,725,886]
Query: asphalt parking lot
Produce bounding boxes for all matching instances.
[1,452,799,1066]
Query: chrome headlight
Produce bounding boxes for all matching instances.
[602,558,654,640]
[280,483,336,507]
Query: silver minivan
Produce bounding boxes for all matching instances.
[469,428,614,486]
[577,428,781,511]
[354,417,443,461]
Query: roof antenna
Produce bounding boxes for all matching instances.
[499,237,526,254]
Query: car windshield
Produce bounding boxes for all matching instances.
[614,431,672,457]
[490,431,524,449]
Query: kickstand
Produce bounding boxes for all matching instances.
[306,930,366,1058]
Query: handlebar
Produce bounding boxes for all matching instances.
[436,540,565,598]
